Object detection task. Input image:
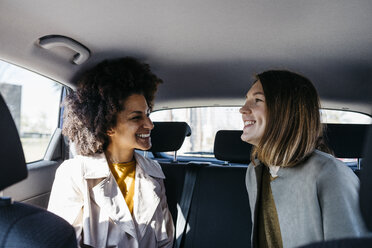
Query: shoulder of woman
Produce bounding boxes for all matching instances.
[56,154,98,178]
[57,156,83,172]
[311,150,359,185]
[311,150,351,170]
[135,152,165,179]
[52,156,89,192]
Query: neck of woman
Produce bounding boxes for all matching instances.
[105,146,134,164]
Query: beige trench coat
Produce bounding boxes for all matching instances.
[48,152,174,248]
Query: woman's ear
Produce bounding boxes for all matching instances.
[107,128,115,136]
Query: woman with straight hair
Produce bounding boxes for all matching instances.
[48,57,174,248]
[240,70,366,248]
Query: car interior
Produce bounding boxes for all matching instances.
[0,94,76,247]
[0,0,372,247]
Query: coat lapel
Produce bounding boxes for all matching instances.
[133,160,161,240]
[253,163,263,204]
[133,153,166,240]
[248,160,263,211]
[252,162,263,247]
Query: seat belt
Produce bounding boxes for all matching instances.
[175,165,199,248]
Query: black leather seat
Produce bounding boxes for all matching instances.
[150,121,191,162]
[324,124,371,159]
[149,122,192,230]
[214,130,252,164]
[156,126,252,248]
[360,127,372,234]
[0,93,77,248]
[182,165,251,248]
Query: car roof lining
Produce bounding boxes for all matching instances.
[0,0,371,114]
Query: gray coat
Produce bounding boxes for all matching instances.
[246,150,367,248]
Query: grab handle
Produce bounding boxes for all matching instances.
[38,35,90,65]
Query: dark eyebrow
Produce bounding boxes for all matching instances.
[129,109,150,115]
[129,111,144,115]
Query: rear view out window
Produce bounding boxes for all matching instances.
[151,107,242,158]
[151,107,372,158]
[320,109,372,124]
[0,60,62,163]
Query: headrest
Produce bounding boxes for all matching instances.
[324,124,371,158]
[214,130,252,164]
[360,126,372,231]
[0,93,27,191]
[149,122,191,153]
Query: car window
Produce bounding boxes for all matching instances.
[0,60,62,163]
[320,109,372,124]
[151,107,372,159]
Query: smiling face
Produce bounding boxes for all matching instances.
[239,80,267,146]
[106,94,154,161]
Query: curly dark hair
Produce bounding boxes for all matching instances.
[62,57,162,156]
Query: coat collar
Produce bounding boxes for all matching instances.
[80,152,165,180]
[134,152,165,179]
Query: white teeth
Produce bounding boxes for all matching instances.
[244,121,256,126]
[136,133,150,138]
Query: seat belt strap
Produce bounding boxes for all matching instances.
[175,166,199,248]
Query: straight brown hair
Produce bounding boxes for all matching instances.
[252,70,323,167]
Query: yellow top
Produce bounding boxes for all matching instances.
[109,160,136,215]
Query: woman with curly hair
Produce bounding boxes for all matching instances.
[240,70,366,248]
[48,57,174,248]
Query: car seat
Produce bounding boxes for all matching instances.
[149,121,192,162]
[0,93,77,248]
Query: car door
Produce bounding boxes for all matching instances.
[0,60,68,208]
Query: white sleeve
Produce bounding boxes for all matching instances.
[47,159,84,242]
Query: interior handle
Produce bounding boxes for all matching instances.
[38,35,90,65]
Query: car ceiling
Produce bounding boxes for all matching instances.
[0,0,371,114]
